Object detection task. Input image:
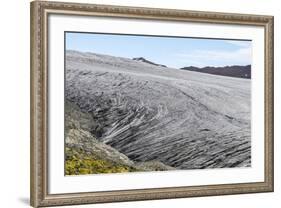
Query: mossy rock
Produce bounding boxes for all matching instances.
[65,146,137,175]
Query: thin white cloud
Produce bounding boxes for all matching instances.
[176,47,252,68]
[225,40,252,48]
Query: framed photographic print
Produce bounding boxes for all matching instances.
[30,1,274,207]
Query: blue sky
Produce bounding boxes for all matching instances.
[66,32,252,68]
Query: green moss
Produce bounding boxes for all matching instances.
[65,146,136,175]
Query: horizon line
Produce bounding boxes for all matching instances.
[66,49,251,69]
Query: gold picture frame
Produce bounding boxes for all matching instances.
[30,1,274,207]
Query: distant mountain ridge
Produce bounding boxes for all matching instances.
[181,65,251,79]
[132,56,251,79]
[133,57,167,68]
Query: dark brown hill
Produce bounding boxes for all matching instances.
[181,65,251,79]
